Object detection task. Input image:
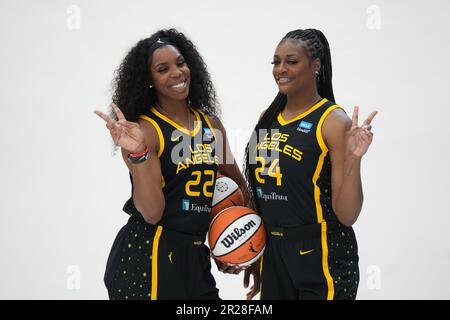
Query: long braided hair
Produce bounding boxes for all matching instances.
[243,29,335,211]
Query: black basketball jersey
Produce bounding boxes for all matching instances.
[123,106,219,236]
[251,98,342,227]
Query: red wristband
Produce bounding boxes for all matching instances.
[129,146,148,157]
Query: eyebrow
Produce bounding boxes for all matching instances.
[153,55,184,69]
[273,54,299,58]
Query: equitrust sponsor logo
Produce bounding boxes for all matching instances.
[221,220,257,248]
[297,120,313,133]
[203,128,213,140]
[181,199,211,214]
[256,187,288,202]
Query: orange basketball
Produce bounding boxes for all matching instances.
[208,206,266,267]
[211,174,244,218]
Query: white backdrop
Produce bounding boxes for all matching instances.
[1,0,449,299]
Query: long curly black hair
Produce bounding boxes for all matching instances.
[111,28,220,122]
[243,28,335,211]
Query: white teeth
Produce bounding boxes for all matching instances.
[170,81,186,88]
[277,77,292,83]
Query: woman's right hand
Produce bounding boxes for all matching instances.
[210,253,247,275]
[94,103,146,153]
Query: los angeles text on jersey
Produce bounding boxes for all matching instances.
[176,143,219,174]
[175,303,273,316]
[256,132,303,161]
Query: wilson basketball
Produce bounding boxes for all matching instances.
[208,206,266,267]
[211,174,244,218]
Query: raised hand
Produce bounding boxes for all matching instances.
[94,103,145,154]
[346,107,378,158]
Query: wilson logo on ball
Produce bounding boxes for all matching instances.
[220,220,257,248]
[208,206,266,267]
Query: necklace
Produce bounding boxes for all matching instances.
[155,102,193,131]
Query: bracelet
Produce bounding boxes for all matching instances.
[127,146,149,164]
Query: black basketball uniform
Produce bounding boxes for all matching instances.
[104,106,220,300]
[251,98,359,300]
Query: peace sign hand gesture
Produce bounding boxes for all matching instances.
[94,103,146,154]
[346,107,378,159]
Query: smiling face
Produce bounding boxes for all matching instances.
[272,39,320,96]
[149,45,191,102]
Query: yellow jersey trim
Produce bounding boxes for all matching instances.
[259,254,264,300]
[150,106,202,137]
[197,110,218,142]
[313,104,340,300]
[312,104,340,223]
[138,115,165,158]
[277,98,328,126]
[150,226,163,300]
[321,221,334,299]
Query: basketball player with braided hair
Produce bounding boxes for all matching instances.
[242,29,378,300]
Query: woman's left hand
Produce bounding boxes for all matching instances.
[346,107,378,158]
[243,260,261,300]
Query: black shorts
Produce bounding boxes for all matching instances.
[260,221,359,300]
[104,215,219,300]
